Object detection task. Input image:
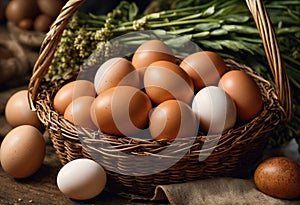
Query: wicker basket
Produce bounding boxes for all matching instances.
[28,0,292,199]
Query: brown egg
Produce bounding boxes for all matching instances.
[64,96,97,130]
[33,14,53,32]
[5,90,44,131]
[37,0,64,18]
[180,51,227,91]
[218,70,263,122]
[5,0,39,24]
[254,157,300,199]
[18,18,33,30]
[53,80,96,114]
[0,125,46,179]
[149,100,198,141]
[132,40,177,78]
[94,57,140,95]
[144,60,194,105]
[92,86,152,136]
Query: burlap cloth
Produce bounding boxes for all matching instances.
[151,177,300,205]
[1,85,300,205]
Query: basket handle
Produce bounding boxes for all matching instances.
[245,0,292,121]
[28,0,292,121]
[28,0,86,111]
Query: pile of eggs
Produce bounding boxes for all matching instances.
[1,90,46,179]
[1,90,107,200]
[54,39,263,140]
[5,0,64,32]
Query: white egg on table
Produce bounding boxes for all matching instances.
[57,158,107,200]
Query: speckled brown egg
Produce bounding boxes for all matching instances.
[254,157,300,199]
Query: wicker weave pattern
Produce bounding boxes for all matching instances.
[28,0,292,198]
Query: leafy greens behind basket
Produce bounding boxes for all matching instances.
[47,0,300,150]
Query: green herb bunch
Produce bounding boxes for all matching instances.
[47,0,300,149]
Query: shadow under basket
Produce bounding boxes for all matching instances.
[29,0,292,200]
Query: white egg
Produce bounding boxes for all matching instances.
[57,158,107,200]
[192,86,237,134]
